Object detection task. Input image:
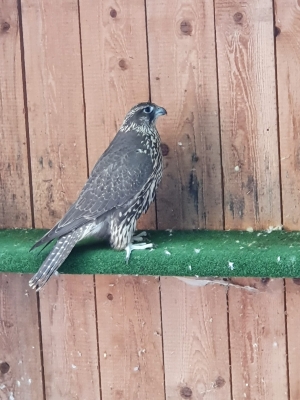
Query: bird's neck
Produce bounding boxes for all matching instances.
[119,121,157,137]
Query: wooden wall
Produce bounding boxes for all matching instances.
[1,0,299,234]
[1,0,300,399]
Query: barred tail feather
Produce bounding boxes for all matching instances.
[29,231,80,291]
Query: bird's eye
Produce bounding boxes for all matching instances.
[143,106,153,113]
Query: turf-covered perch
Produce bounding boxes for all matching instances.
[1,229,300,277]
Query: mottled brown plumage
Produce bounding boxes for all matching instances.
[29,102,166,290]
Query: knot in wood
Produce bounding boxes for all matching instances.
[110,8,117,18]
[118,59,127,70]
[192,153,199,162]
[180,386,192,398]
[233,12,243,23]
[214,376,226,388]
[161,143,169,156]
[107,293,113,300]
[261,278,270,285]
[0,362,10,374]
[1,21,10,32]
[4,320,13,328]
[274,26,281,37]
[180,20,192,36]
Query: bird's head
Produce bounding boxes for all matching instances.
[121,102,167,129]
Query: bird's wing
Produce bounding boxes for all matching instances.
[32,133,154,249]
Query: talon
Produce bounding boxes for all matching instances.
[124,242,153,263]
[125,243,132,263]
[132,231,148,242]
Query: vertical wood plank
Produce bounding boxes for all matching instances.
[21,0,87,229]
[0,0,32,228]
[161,277,231,400]
[275,0,300,229]
[147,0,223,230]
[215,0,281,229]
[95,275,165,400]
[228,278,288,399]
[39,275,101,400]
[0,274,44,400]
[79,0,155,229]
[285,278,300,398]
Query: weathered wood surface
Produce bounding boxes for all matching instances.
[1,0,299,232]
[228,278,288,399]
[39,275,101,400]
[0,274,44,400]
[1,274,299,399]
[147,0,223,230]
[20,0,88,229]
[285,278,300,399]
[215,0,281,230]
[275,0,300,230]
[0,0,32,228]
[160,277,231,399]
[95,275,164,400]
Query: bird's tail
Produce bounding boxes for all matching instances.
[29,231,80,291]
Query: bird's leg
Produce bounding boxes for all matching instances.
[132,231,147,242]
[125,242,153,263]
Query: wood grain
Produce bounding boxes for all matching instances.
[147,0,223,230]
[0,274,44,400]
[95,275,165,400]
[160,277,231,400]
[285,278,300,398]
[228,278,288,399]
[0,0,32,228]
[215,0,281,229]
[275,0,300,229]
[20,0,88,229]
[79,0,155,229]
[39,275,100,400]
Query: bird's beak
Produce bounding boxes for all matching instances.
[155,106,167,117]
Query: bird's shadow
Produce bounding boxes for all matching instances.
[72,238,111,255]
[31,237,112,261]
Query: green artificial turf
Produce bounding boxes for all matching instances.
[1,228,300,277]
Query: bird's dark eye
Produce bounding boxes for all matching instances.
[143,106,153,114]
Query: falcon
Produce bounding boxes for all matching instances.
[29,102,167,290]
